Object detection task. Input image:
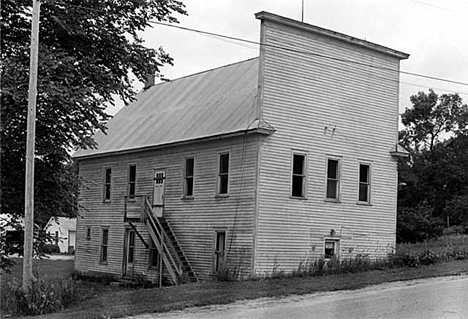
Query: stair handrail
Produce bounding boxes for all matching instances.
[144,198,182,274]
[160,218,199,282]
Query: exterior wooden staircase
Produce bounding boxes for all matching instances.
[124,195,198,285]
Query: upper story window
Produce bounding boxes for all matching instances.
[358,163,371,203]
[184,158,194,197]
[128,165,136,197]
[291,153,307,198]
[218,153,229,195]
[326,158,341,200]
[103,167,112,201]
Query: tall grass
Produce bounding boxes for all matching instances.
[265,235,468,279]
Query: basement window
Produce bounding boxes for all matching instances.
[324,239,340,259]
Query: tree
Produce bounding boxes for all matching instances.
[400,89,468,152]
[0,0,187,268]
[398,90,468,240]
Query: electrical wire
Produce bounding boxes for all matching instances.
[39,0,468,91]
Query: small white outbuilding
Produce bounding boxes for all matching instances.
[44,217,77,254]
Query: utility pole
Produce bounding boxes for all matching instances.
[23,0,41,292]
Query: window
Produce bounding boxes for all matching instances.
[218,153,229,195]
[326,158,340,200]
[184,158,194,197]
[291,153,306,198]
[54,231,59,245]
[127,230,135,264]
[214,230,226,272]
[148,239,159,268]
[324,239,339,259]
[100,228,109,263]
[103,167,111,201]
[128,165,136,197]
[86,226,91,240]
[358,164,371,203]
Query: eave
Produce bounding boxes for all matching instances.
[74,125,275,161]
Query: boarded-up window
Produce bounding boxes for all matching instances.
[359,164,371,203]
[100,228,109,263]
[128,165,136,197]
[326,159,340,200]
[218,153,229,195]
[184,158,194,197]
[103,167,111,201]
[291,154,306,198]
[214,231,226,271]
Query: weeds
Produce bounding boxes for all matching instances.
[213,261,241,282]
[3,273,89,316]
[263,236,468,280]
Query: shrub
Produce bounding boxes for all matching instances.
[213,261,240,282]
[3,274,88,316]
[397,203,444,243]
[41,244,60,254]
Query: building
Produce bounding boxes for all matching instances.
[0,214,24,249]
[73,12,409,284]
[44,217,77,254]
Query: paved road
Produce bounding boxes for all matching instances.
[128,275,468,319]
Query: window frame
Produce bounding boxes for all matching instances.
[290,151,308,199]
[100,227,109,264]
[325,157,342,202]
[183,157,195,198]
[213,229,227,272]
[216,152,230,197]
[127,164,137,198]
[357,162,372,204]
[103,167,112,202]
[148,239,159,269]
[324,238,340,260]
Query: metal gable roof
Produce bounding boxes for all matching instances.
[74,57,261,159]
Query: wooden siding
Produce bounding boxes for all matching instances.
[75,134,259,281]
[253,19,402,273]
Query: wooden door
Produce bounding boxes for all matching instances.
[152,170,165,217]
[123,229,136,278]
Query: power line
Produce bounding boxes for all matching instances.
[39,1,468,90]
[149,21,468,88]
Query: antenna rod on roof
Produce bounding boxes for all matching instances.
[302,0,304,22]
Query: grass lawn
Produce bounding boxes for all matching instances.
[2,236,468,319]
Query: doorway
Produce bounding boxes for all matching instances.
[123,229,136,278]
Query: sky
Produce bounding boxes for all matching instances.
[109,0,468,121]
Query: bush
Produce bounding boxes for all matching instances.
[213,261,240,282]
[397,203,444,243]
[41,244,60,254]
[3,274,87,316]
